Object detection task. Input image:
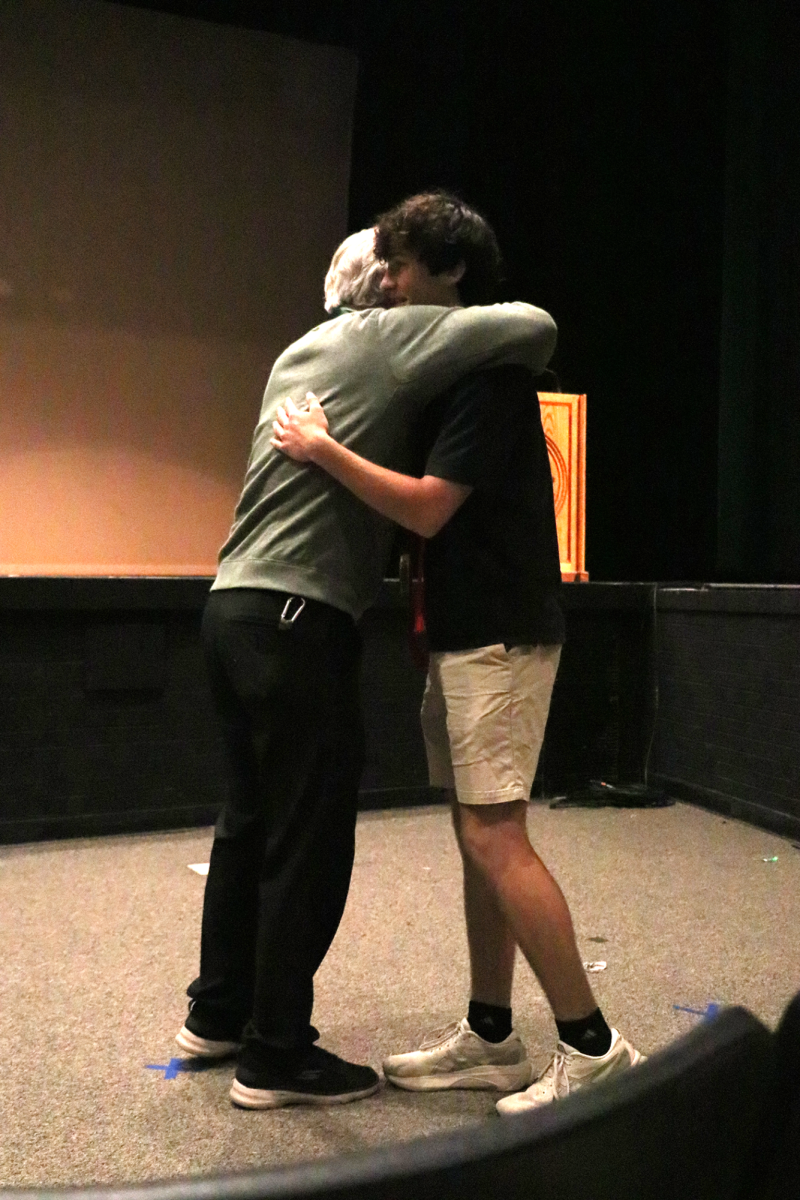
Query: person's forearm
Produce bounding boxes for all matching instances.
[308,435,468,538]
[385,302,557,386]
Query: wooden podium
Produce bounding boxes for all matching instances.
[538,393,588,582]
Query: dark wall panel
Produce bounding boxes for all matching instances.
[3,580,798,845]
[0,604,225,839]
[358,604,429,808]
[536,586,656,797]
[0,580,659,843]
[0,579,438,843]
[652,588,800,836]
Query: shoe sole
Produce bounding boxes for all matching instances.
[230,1078,381,1109]
[176,1026,242,1058]
[385,1061,533,1092]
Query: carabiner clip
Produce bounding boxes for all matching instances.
[278,596,306,631]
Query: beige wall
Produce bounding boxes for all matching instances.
[0,0,357,574]
[0,320,271,573]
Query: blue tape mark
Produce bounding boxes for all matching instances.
[673,1002,722,1020]
[146,1058,189,1080]
[146,1057,219,1079]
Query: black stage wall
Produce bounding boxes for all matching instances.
[2,580,798,845]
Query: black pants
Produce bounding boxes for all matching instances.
[188,588,364,1051]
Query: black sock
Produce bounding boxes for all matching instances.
[556,1008,612,1057]
[467,1000,513,1043]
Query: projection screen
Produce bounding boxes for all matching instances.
[0,0,357,574]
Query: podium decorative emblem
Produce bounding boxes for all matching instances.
[538,393,587,582]
[545,434,569,516]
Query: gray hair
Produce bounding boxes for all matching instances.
[324,228,385,312]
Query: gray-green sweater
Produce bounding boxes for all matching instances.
[213,301,557,618]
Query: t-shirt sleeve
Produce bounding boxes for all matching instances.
[423,365,536,489]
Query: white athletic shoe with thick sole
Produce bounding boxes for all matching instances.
[496,1028,645,1114]
[383,1018,533,1092]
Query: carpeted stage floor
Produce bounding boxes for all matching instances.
[0,800,798,1189]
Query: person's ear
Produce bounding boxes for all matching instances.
[444,260,466,285]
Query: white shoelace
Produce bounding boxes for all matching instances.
[537,1047,571,1098]
[419,1021,462,1051]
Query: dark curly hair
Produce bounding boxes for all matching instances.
[374,190,504,305]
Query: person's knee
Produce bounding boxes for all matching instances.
[455,800,528,875]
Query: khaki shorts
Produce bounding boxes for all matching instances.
[420,643,562,805]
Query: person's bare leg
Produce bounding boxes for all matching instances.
[453,798,596,1022]
[448,790,516,1007]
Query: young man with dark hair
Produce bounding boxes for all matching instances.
[273,192,644,1113]
[374,189,503,306]
[176,224,557,1111]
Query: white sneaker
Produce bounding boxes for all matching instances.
[496,1029,645,1114]
[383,1018,533,1092]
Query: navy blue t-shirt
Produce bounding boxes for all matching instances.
[420,363,565,652]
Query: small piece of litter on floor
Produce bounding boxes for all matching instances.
[584,961,607,972]
[588,936,608,943]
[762,856,778,863]
[188,863,209,875]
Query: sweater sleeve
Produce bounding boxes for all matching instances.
[377,302,557,393]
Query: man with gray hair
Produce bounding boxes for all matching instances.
[322,227,385,315]
[175,223,557,1111]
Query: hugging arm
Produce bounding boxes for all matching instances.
[271,395,471,539]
